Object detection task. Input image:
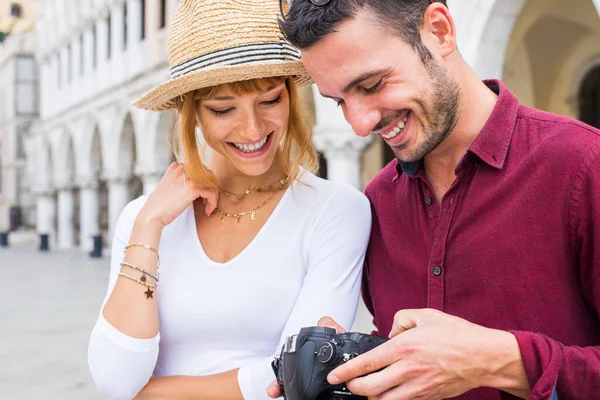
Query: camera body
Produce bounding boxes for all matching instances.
[272,326,388,400]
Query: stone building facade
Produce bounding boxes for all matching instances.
[19,0,600,251]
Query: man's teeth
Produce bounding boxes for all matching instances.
[233,136,268,153]
[383,115,409,139]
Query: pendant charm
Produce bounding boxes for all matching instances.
[145,288,154,299]
[236,214,241,223]
[251,210,256,220]
[220,214,225,222]
[140,274,147,283]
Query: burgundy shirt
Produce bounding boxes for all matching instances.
[363,80,600,399]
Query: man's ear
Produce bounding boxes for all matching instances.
[423,2,456,58]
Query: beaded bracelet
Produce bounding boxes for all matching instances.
[120,261,159,282]
[118,272,157,299]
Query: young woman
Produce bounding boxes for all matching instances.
[87,1,371,399]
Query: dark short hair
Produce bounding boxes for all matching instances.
[279,0,448,66]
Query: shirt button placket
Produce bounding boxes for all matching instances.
[433,266,442,276]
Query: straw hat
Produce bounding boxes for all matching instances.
[133,0,312,111]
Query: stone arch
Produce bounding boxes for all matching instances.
[465,0,528,79]
[153,110,176,171]
[464,0,600,80]
[116,111,143,199]
[578,64,600,128]
[55,128,76,185]
[38,135,54,191]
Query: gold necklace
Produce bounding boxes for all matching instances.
[214,176,290,222]
[220,176,289,201]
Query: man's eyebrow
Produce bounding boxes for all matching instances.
[342,69,389,93]
[319,69,390,99]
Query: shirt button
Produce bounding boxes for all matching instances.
[433,266,442,276]
[425,197,432,206]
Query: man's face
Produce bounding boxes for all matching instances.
[302,9,459,163]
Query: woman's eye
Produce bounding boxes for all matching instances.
[363,78,383,94]
[263,95,282,105]
[209,108,232,116]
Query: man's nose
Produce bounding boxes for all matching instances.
[343,100,381,137]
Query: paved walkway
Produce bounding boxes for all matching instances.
[0,246,375,399]
[0,246,108,400]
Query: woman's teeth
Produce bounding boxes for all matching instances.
[383,115,409,139]
[232,136,268,153]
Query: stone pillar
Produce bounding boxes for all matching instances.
[57,187,75,249]
[111,3,125,56]
[97,15,109,63]
[84,26,95,73]
[36,192,56,251]
[72,36,82,79]
[317,134,371,190]
[108,176,131,242]
[142,172,162,195]
[127,0,142,46]
[79,179,100,251]
[312,86,372,189]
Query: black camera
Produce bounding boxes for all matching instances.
[272,326,388,400]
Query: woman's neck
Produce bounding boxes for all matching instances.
[209,153,287,194]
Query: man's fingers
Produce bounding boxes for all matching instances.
[328,339,399,385]
[389,308,439,338]
[344,359,407,397]
[266,380,281,398]
[317,316,346,333]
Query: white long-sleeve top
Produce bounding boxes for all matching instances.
[88,172,372,400]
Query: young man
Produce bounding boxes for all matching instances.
[269,0,600,399]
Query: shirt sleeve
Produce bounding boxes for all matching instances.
[509,150,600,399]
[361,186,379,336]
[237,185,372,400]
[87,196,160,400]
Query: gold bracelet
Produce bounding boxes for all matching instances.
[118,272,158,288]
[124,243,160,267]
[118,272,158,299]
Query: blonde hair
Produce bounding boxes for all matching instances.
[172,77,318,191]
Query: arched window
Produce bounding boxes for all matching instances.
[579,65,600,129]
[10,3,22,18]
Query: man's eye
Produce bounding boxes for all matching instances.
[363,78,383,94]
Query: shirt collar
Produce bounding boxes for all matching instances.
[394,79,520,179]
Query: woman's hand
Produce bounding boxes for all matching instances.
[137,162,219,229]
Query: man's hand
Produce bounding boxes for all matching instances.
[327,309,530,400]
[267,316,348,398]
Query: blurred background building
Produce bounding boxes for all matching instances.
[0,0,599,252]
[0,0,38,246]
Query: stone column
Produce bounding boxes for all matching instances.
[83,26,95,73]
[36,192,56,251]
[127,0,143,46]
[313,86,372,189]
[71,36,82,79]
[79,178,100,251]
[111,3,125,56]
[317,134,372,190]
[141,172,162,195]
[97,15,109,63]
[107,175,131,242]
[57,186,75,249]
